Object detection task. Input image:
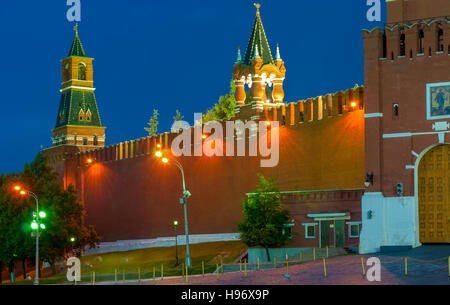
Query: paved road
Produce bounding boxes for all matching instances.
[137,245,450,285]
[83,245,449,285]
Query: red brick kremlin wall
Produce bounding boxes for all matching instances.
[60,88,365,245]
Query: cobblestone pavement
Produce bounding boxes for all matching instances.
[138,245,450,285]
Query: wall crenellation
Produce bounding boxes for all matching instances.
[75,86,364,164]
[263,86,364,125]
[363,17,450,61]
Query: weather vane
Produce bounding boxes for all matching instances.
[254,3,261,13]
[73,23,78,36]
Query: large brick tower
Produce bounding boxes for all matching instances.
[232,3,286,119]
[360,0,450,253]
[43,25,106,183]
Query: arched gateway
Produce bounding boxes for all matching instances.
[418,144,450,243]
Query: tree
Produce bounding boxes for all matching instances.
[144,109,159,136]
[237,174,291,262]
[0,152,101,280]
[203,80,236,122]
[173,109,184,122]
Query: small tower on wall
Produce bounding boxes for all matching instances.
[43,25,106,182]
[232,3,286,116]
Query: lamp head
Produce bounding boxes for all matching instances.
[155,151,163,158]
[162,157,169,163]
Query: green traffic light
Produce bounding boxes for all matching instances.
[40,223,46,230]
[31,222,38,230]
[39,211,46,218]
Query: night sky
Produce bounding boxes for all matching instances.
[0,1,386,173]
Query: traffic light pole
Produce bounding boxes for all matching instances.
[28,192,40,285]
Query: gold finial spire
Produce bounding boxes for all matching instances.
[73,23,78,36]
[254,3,261,14]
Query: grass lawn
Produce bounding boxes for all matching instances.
[4,240,248,285]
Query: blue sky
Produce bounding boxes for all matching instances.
[0,1,386,173]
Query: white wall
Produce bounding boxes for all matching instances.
[359,192,421,254]
[83,233,241,256]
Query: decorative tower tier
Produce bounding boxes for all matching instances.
[232,3,286,114]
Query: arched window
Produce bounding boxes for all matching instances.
[86,109,92,121]
[400,33,406,56]
[437,28,444,52]
[93,135,98,146]
[78,63,86,80]
[418,30,424,54]
[78,109,85,121]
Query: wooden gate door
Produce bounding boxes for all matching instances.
[334,220,345,247]
[320,220,331,248]
[418,145,449,243]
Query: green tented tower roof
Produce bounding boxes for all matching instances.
[242,6,274,66]
[68,29,86,57]
[55,90,102,128]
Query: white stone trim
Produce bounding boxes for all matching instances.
[383,130,450,138]
[411,150,419,158]
[60,86,96,92]
[364,113,383,118]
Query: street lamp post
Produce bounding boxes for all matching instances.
[156,152,192,268]
[70,237,76,256]
[14,186,41,285]
[174,220,179,266]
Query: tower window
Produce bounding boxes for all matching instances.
[94,135,98,146]
[400,33,406,56]
[78,109,85,121]
[83,138,88,145]
[78,63,86,80]
[382,32,387,58]
[86,109,92,121]
[418,30,424,54]
[393,103,399,117]
[437,29,444,52]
